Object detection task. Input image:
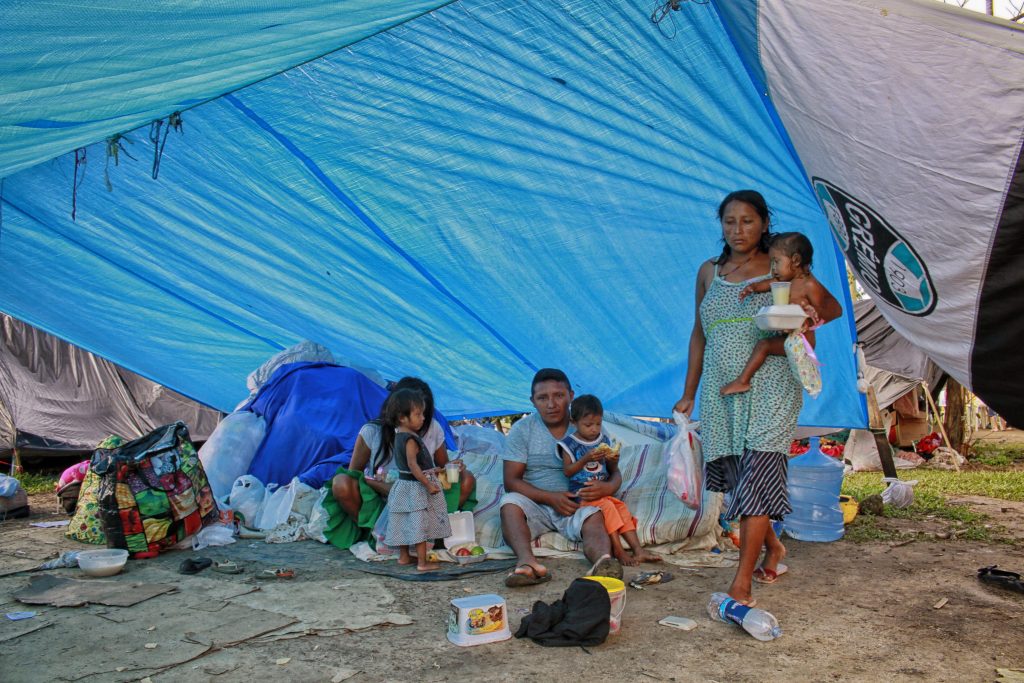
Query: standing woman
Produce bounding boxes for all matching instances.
[674,190,815,605]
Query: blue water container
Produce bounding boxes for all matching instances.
[784,437,845,542]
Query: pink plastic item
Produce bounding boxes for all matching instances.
[57,461,90,490]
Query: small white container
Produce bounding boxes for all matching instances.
[770,281,792,306]
[754,304,807,331]
[447,594,512,646]
[77,549,129,577]
[444,511,487,564]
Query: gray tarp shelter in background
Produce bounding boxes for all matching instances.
[854,298,946,409]
[0,314,221,455]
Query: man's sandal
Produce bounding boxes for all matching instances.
[504,565,551,588]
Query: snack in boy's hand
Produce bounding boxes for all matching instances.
[592,441,621,461]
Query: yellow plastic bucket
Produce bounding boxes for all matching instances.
[839,495,859,525]
[582,576,626,634]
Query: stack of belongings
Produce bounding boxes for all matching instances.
[66,424,219,557]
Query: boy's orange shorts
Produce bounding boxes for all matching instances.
[581,496,637,535]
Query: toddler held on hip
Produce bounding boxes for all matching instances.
[720,232,843,398]
[382,388,451,571]
[558,395,660,566]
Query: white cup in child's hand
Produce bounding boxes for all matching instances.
[770,281,791,305]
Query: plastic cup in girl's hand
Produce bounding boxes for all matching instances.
[445,462,460,486]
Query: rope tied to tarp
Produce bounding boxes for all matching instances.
[149,112,183,180]
[650,0,708,38]
[104,133,137,192]
[71,147,86,221]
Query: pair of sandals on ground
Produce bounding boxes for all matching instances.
[178,557,293,579]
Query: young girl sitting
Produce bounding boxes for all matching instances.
[720,231,842,397]
[557,395,660,567]
[383,388,451,571]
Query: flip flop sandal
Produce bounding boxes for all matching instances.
[178,557,213,575]
[978,565,1024,593]
[504,564,551,588]
[586,554,624,580]
[212,560,243,574]
[256,568,295,580]
[753,563,789,584]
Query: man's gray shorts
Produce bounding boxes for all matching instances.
[499,492,601,543]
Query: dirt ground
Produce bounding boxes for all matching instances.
[2,488,1023,683]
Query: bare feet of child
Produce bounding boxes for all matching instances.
[720,379,751,396]
[614,545,640,567]
[397,547,415,566]
[632,548,662,564]
[417,561,441,572]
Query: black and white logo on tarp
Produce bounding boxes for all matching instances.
[813,178,936,316]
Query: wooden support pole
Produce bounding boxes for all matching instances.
[923,382,959,471]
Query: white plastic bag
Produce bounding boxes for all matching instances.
[302,488,330,544]
[227,475,266,527]
[199,411,266,502]
[666,412,703,509]
[881,477,917,508]
[256,477,301,531]
[191,523,237,550]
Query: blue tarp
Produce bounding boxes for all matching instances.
[0,1,866,427]
[244,362,456,488]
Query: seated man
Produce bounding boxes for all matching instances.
[501,368,622,587]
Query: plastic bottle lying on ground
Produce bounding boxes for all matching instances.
[707,592,782,641]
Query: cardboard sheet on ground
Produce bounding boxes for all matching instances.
[0,600,52,643]
[0,525,71,576]
[14,575,178,608]
[0,595,296,681]
[228,577,412,636]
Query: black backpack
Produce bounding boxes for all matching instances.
[514,577,611,647]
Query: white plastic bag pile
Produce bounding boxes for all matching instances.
[223,474,329,544]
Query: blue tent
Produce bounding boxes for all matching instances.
[0,1,876,426]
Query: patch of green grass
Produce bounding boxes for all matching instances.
[841,470,1017,544]
[842,515,913,543]
[844,470,1024,502]
[13,471,58,495]
[970,442,1024,467]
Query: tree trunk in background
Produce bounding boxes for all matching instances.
[944,379,966,453]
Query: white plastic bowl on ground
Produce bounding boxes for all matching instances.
[77,549,129,577]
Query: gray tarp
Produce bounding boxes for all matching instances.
[0,315,221,452]
[855,298,945,390]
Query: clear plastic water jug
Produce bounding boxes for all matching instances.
[784,437,845,542]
